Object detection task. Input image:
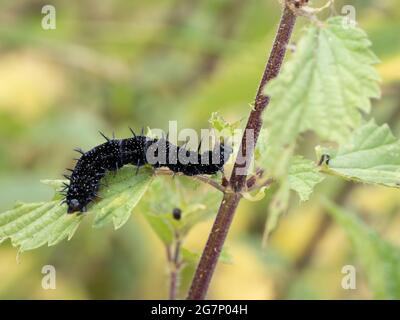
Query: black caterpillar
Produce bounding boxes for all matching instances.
[61,129,232,213]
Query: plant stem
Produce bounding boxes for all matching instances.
[169,270,178,300]
[187,2,298,300]
[168,234,182,300]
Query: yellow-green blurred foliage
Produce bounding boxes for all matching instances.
[0,0,400,299]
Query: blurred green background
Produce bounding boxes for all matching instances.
[0,0,400,299]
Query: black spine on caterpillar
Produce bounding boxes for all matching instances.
[63,132,232,213]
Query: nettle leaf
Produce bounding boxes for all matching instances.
[289,156,324,201]
[261,156,323,243]
[0,201,82,252]
[144,213,175,245]
[325,200,400,299]
[0,166,153,252]
[245,155,323,202]
[92,166,153,229]
[209,112,242,137]
[136,176,222,244]
[180,193,222,235]
[41,179,67,200]
[320,121,400,187]
[262,180,290,245]
[262,16,380,176]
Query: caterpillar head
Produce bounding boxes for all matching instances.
[66,198,87,214]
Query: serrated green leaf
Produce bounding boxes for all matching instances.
[138,177,223,255]
[0,165,153,252]
[0,201,57,238]
[0,201,74,252]
[92,166,153,229]
[325,199,400,299]
[258,157,323,244]
[0,202,45,226]
[289,156,324,201]
[262,180,290,245]
[40,179,67,200]
[262,16,380,176]
[137,175,222,240]
[179,191,221,235]
[17,206,66,252]
[48,214,84,246]
[321,120,400,187]
[209,112,242,137]
[144,213,174,245]
[40,179,66,191]
[11,203,65,245]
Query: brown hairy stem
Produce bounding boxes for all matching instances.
[187,1,299,300]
